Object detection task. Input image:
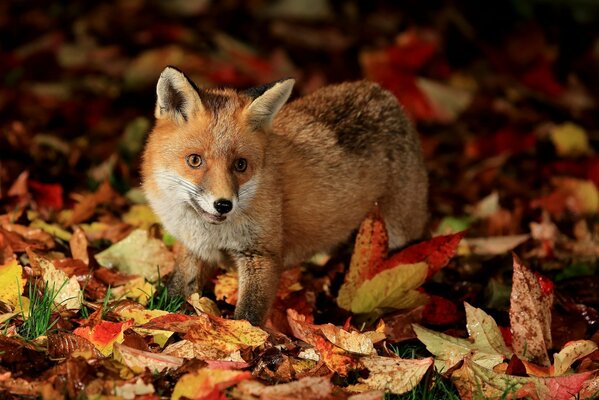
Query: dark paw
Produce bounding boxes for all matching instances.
[166,272,197,298]
[234,306,266,326]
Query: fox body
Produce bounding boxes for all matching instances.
[142,67,428,325]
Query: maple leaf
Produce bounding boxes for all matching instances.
[452,357,595,400]
[171,368,251,400]
[357,355,433,395]
[510,254,552,367]
[414,302,511,371]
[338,211,463,314]
[94,228,174,280]
[286,309,358,376]
[73,319,134,356]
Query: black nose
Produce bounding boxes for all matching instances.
[213,199,233,214]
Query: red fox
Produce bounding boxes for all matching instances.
[142,67,428,325]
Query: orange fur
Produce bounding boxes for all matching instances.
[142,67,429,325]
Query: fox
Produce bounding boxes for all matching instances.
[141,66,429,326]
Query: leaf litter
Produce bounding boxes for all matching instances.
[2,1,599,399]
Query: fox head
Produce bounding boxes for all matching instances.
[142,67,294,226]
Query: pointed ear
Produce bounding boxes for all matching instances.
[245,79,295,130]
[155,67,203,123]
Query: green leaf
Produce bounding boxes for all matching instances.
[464,302,512,358]
[413,324,504,371]
[350,262,428,314]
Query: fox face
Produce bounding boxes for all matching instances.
[146,96,266,224]
[142,67,294,257]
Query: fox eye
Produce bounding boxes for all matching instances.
[186,154,203,168]
[234,158,247,172]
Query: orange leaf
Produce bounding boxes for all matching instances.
[73,319,133,356]
[383,231,465,277]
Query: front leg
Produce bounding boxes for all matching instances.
[233,251,281,326]
[167,246,216,298]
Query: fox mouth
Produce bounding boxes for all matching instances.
[188,199,226,224]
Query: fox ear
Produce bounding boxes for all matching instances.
[155,67,203,123]
[245,79,295,129]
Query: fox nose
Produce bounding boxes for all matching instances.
[213,199,233,214]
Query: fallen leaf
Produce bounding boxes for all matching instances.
[111,276,155,306]
[233,376,333,400]
[69,226,89,265]
[463,235,530,255]
[464,302,512,358]
[214,272,239,305]
[188,293,221,316]
[66,180,117,225]
[287,309,358,375]
[349,262,428,314]
[162,339,244,362]
[171,368,251,400]
[358,355,433,395]
[122,204,160,229]
[28,180,63,210]
[27,250,82,310]
[452,357,595,400]
[413,324,504,371]
[29,219,72,241]
[318,323,376,355]
[0,258,25,308]
[510,254,552,367]
[382,231,465,277]
[95,229,174,280]
[73,319,134,356]
[113,342,183,373]
[552,340,598,376]
[47,332,103,359]
[550,122,593,157]
[337,210,389,310]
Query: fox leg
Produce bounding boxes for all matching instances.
[167,247,216,297]
[233,252,281,326]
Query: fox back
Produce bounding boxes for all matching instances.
[142,67,428,325]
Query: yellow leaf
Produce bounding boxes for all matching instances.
[188,293,221,316]
[0,259,25,308]
[350,262,428,314]
[30,219,72,241]
[95,229,174,280]
[171,368,251,400]
[28,251,82,310]
[73,320,133,357]
[111,277,155,306]
[552,340,597,376]
[550,122,592,157]
[122,204,160,229]
[464,302,512,358]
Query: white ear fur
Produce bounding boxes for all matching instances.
[246,79,295,129]
[155,67,203,123]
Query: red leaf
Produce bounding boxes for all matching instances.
[382,231,465,277]
[422,295,460,325]
[28,180,63,210]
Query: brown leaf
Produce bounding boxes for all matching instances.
[233,376,333,400]
[66,180,117,225]
[383,307,424,342]
[510,254,552,366]
[47,332,103,359]
[69,226,89,265]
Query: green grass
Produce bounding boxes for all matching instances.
[146,278,185,313]
[17,280,65,340]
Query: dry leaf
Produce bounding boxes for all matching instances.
[69,226,89,265]
[95,229,174,280]
[358,355,433,395]
[113,342,183,373]
[171,368,251,400]
[510,254,552,367]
